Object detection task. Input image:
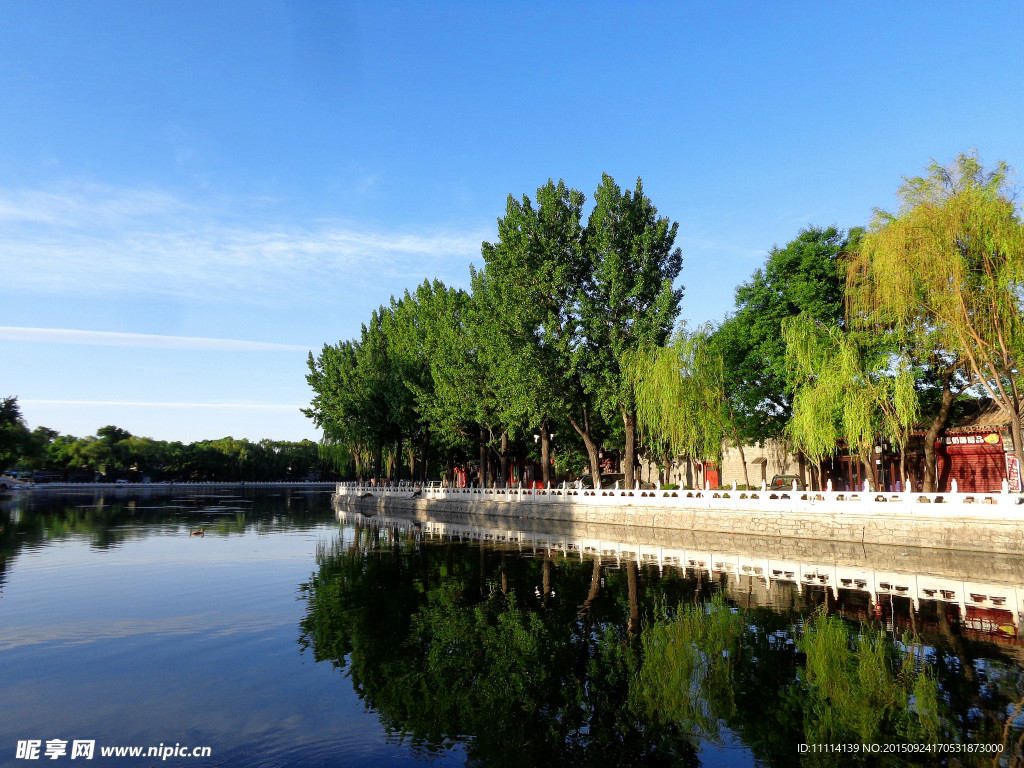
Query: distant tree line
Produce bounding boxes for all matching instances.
[0,404,336,482]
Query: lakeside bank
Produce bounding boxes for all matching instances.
[334,481,1024,556]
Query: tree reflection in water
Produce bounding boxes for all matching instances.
[298,523,1024,767]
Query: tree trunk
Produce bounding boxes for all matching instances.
[923,371,957,492]
[478,426,487,487]
[568,410,603,489]
[419,428,430,483]
[622,407,636,488]
[353,445,364,479]
[736,442,750,488]
[863,454,877,491]
[540,422,551,488]
[373,443,383,483]
[498,431,509,488]
[727,402,750,488]
[1011,408,1024,493]
[899,446,907,492]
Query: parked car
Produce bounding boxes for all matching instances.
[579,473,656,490]
[769,474,805,491]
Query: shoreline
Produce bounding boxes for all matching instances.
[5,480,338,493]
[334,483,1024,556]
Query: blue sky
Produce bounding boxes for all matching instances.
[2,1,1022,443]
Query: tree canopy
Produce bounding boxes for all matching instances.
[304,154,1023,492]
[714,226,858,444]
[0,396,32,475]
[307,175,683,487]
[847,151,1024,480]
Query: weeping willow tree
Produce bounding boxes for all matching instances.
[848,151,1024,483]
[318,435,359,478]
[799,606,942,747]
[784,314,919,490]
[626,324,750,487]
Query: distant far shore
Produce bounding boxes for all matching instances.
[3,480,337,492]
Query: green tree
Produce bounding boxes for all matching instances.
[305,340,372,476]
[96,424,134,473]
[388,281,476,482]
[477,179,602,486]
[627,324,751,486]
[783,315,919,489]
[848,151,1024,481]
[21,426,59,469]
[305,316,399,482]
[0,396,32,474]
[714,226,857,445]
[582,175,683,488]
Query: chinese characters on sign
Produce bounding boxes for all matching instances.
[941,433,1001,446]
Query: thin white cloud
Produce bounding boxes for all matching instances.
[20,400,304,410]
[0,181,485,301]
[0,326,310,351]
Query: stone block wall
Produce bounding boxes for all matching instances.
[335,492,1024,557]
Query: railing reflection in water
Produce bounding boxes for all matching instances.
[335,505,1024,646]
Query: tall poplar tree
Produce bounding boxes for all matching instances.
[477,180,604,486]
[583,175,683,489]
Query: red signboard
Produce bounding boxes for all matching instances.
[1007,454,1021,492]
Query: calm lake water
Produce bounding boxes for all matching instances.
[2,488,1023,767]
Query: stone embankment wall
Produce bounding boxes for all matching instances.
[335,486,1024,556]
[337,500,1023,587]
